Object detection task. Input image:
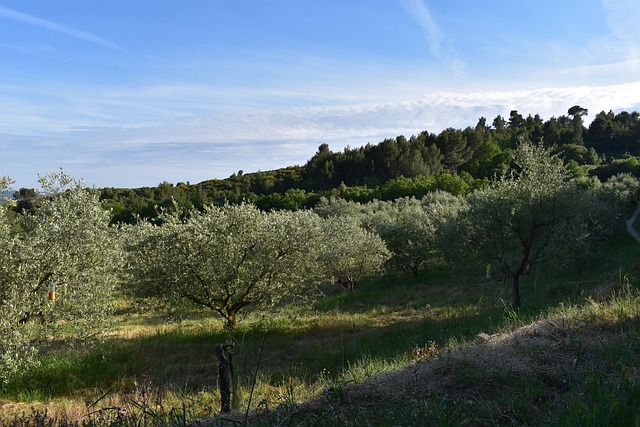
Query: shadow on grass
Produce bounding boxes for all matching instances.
[4,239,637,403]
[0,295,531,402]
[2,296,509,401]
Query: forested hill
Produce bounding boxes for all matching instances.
[89,107,640,223]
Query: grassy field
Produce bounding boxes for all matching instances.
[2,221,640,426]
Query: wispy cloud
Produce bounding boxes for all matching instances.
[2,81,639,189]
[398,0,465,73]
[96,81,640,144]
[0,6,124,51]
[602,0,640,69]
[398,0,442,56]
[602,0,640,43]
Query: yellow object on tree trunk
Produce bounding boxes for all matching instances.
[48,280,55,301]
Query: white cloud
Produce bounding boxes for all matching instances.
[2,81,639,189]
[110,81,640,142]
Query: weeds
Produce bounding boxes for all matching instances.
[3,232,640,425]
[411,340,441,362]
[1,383,217,426]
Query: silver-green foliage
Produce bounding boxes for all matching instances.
[459,142,613,307]
[364,193,463,276]
[126,204,331,331]
[0,171,123,382]
[366,198,436,276]
[315,193,461,277]
[126,203,391,330]
[0,175,11,201]
[320,214,391,289]
[600,173,640,206]
[313,196,367,219]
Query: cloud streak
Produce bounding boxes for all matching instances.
[3,81,639,189]
[602,0,640,74]
[83,81,640,144]
[0,6,124,51]
[398,0,465,73]
[603,0,640,43]
[399,0,443,57]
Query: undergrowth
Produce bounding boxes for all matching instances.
[2,226,640,426]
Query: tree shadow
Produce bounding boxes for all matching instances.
[2,261,620,401]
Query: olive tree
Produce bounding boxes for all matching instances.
[459,142,610,308]
[362,198,435,276]
[320,214,391,291]
[600,173,640,206]
[125,204,329,332]
[364,193,462,276]
[313,196,367,218]
[0,171,123,382]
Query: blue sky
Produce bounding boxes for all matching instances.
[1,0,639,189]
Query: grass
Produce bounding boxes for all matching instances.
[2,222,640,425]
[269,284,640,426]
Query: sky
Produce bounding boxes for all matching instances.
[1,0,639,190]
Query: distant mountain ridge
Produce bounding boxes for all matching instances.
[0,190,13,204]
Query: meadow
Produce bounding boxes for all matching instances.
[2,218,640,426]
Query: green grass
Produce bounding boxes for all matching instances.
[2,223,640,425]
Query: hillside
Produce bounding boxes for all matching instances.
[208,216,640,426]
[91,108,640,224]
[236,302,640,426]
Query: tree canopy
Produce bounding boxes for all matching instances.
[127,204,329,332]
[0,171,123,381]
[457,142,612,307]
[90,108,640,223]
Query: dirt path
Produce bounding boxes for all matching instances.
[626,205,640,242]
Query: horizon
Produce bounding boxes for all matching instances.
[1,1,639,189]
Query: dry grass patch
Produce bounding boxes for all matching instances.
[222,290,640,426]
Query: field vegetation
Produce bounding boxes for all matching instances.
[2,109,640,425]
[2,224,640,426]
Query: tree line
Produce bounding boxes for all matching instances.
[9,107,639,222]
[79,107,639,223]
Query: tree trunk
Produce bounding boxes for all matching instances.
[216,344,232,413]
[511,274,521,308]
[225,313,237,334]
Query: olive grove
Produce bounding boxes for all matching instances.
[364,192,463,276]
[1,139,631,385]
[314,193,462,277]
[125,203,389,332]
